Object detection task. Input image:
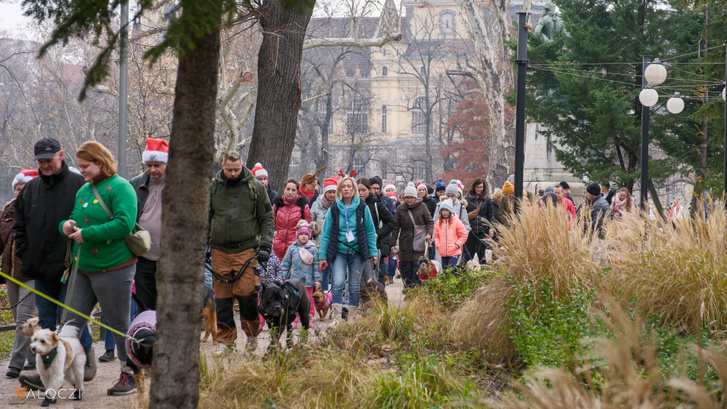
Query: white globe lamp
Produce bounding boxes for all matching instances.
[644,63,667,86]
[639,88,659,107]
[722,87,725,101]
[666,93,684,114]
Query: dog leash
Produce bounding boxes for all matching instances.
[207,253,265,284]
[58,242,82,335]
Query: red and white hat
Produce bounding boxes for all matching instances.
[251,163,268,178]
[142,138,169,164]
[12,169,38,190]
[457,180,464,196]
[323,176,339,194]
[416,182,428,191]
[383,183,396,193]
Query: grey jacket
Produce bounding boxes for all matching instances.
[310,195,331,244]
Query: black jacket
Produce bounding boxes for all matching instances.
[129,171,150,221]
[267,186,279,204]
[364,193,396,256]
[13,162,85,281]
[422,196,437,217]
[465,193,496,235]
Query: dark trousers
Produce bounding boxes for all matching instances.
[399,261,421,289]
[376,252,387,286]
[134,257,158,312]
[465,231,487,263]
[35,278,93,354]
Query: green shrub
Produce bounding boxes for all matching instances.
[411,266,491,309]
[504,277,594,368]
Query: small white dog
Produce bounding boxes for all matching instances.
[29,329,85,407]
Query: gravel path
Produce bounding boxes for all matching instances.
[0,278,405,407]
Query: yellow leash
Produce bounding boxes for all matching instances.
[0,270,131,340]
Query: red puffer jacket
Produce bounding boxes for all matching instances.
[272,195,312,259]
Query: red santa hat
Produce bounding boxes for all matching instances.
[457,180,464,196]
[142,138,169,164]
[323,176,339,194]
[12,169,39,191]
[251,163,268,178]
[416,182,428,191]
[383,183,396,193]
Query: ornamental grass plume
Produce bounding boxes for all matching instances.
[604,199,727,329]
[488,202,602,297]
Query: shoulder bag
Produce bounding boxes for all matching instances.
[91,184,151,257]
[407,209,427,253]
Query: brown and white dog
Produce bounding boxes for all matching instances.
[201,283,218,342]
[21,316,40,339]
[29,329,85,406]
[312,289,332,320]
[417,256,441,281]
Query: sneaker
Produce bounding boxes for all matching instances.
[84,348,97,381]
[107,372,136,395]
[6,366,21,378]
[99,349,116,362]
[19,374,45,391]
[246,336,258,352]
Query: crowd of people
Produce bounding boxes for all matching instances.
[0,137,638,397]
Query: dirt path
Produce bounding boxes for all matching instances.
[0,278,405,407]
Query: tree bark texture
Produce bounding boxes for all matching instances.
[248,0,314,193]
[149,1,221,407]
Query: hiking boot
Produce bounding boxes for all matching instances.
[99,349,116,362]
[107,372,136,395]
[246,336,258,352]
[6,366,21,378]
[19,374,45,391]
[23,362,36,371]
[84,348,97,381]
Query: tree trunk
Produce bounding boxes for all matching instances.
[248,0,314,192]
[149,1,221,407]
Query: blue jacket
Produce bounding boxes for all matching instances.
[280,241,320,286]
[319,195,377,260]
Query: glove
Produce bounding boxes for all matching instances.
[256,247,271,263]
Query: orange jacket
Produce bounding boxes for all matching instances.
[433,216,468,257]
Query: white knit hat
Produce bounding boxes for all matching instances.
[142,138,169,163]
[404,182,417,198]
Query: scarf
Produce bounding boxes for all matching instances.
[299,186,315,201]
[321,196,335,211]
[612,194,634,214]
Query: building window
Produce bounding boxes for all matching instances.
[381,105,387,133]
[413,163,426,181]
[346,97,368,136]
[382,66,388,76]
[440,11,455,35]
[353,158,365,175]
[411,97,426,135]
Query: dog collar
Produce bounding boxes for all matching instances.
[41,348,57,369]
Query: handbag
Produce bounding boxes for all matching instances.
[91,184,151,257]
[407,210,427,253]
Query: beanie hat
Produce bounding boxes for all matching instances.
[142,138,169,164]
[587,182,601,196]
[383,183,396,193]
[559,181,570,190]
[251,163,268,178]
[502,181,515,196]
[541,192,559,206]
[296,220,311,238]
[404,182,417,198]
[439,198,454,213]
[370,176,383,188]
[445,180,459,196]
[545,185,555,193]
[435,179,446,191]
[427,185,434,195]
[416,182,428,192]
[12,169,39,191]
[323,176,339,194]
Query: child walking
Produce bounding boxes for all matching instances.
[433,199,468,268]
[281,221,321,320]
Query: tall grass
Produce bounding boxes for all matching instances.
[604,201,727,329]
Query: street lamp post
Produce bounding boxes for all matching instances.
[118,1,129,179]
[514,11,528,213]
[640,56,652,211]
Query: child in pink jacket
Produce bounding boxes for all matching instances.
[433,199,468,268]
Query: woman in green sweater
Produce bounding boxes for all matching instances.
[59,141,138,395]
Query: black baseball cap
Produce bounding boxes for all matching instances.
[34,138,61,160]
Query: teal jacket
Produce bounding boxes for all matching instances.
[318,195,377,259]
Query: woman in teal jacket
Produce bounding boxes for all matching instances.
[318,176,377,321]
[58,141,138,395]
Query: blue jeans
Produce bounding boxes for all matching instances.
[104,299,138,350]
[331,253,365,307]
[387,255,397,277]
[441,256,460,269]
[320,265,330,292]
[35,278,93,354]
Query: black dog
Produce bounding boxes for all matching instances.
[360,277,388,305]
[259,278,310,351]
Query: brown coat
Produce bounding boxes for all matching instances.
[390,201,434,262]
[0,199,27,280]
